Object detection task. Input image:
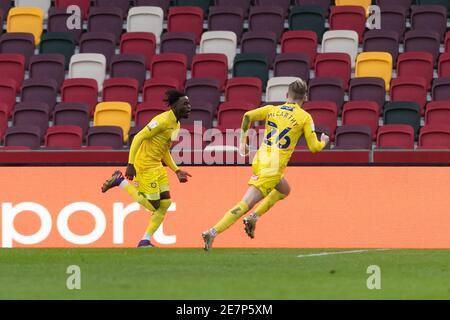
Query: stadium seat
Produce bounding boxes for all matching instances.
[88,7,124,44]
[225,77,262,107]
[446,31,450,52]
[253,0,291,17]
[208,6,244,41]
[432,77,450,101]
[69,53,107,91]
[315,53,352,91]
[273,53,310,81]
[321,30,359,67]
[349,77,386,110]
[181,100,213,128]
[174,0,210,15]
[13,102,50,137]
[248,6,285,41]
[0,79,17,116]
[363,30,400,64]
[94,0,130,16]
[191,53,228,90]
[200,31,237,70]
[94,102,132,142]
[217,101,254,131]
[53,102,90,136]
[47,8,83,44]
[7,7,44,45]
[110,55,146,89]
[161,32,197,67]
[143,78,181,103]
[295,0,331,16]
[334,125,372,149]
[29,54,66,89]
[61,78,98,115]
[411,5,447,40]
[438,52,450,78]
[120,32,156,71]
[416,0,450,13]
[390,77,428,115]
[329,6,366,43]
[0,0,11,16]
[55,0,91,19]
[397,52,434,90]
[342,101,380,140]
[281,31,317,68]
[241,31,277,68]
[355,52,393,90]
[376,124,415,149]
[308,77,345,114]
[102,78,140,111]
[214,0,251,18]
[86,126,124,149]
[39,32,76,69]
[376,0,412,15]
[0,54,25,92]
[126,6,164,43]
[296,125,331,150]
[266,77,302,102]
[168,6,204,44]
[404,30,441,64]
[45,125,83,149]
[233,53,269,88]
[4,125,42,149]
[185,78,221,111]
[378,4,407,41]
[425,101,450,126]
[289,6,326,41]
[383,101,421,137]
[419,124,450,149]
[135,102,168,127]
[21,78,58,114]
[80,32,116,67]
[0,102,8,139]
[0,33,35,68]
[303,101,338,140]
[151,53,188,87]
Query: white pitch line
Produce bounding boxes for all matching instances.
[297,249,391,258]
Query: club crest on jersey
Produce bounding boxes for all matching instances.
[281,105,294,111]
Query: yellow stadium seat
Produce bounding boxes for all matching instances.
[94,102,132,142]
[355,52,393,91]
[7,7,44,45]
[335,0,372,14]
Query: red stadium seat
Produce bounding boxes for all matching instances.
[303,101,338,140]
[342,101,380,140]
[0,102,8,140]
[120,32,156,71]
[281,31,317,68]
[425,101,450,126]
[397,52,434,90]
[45,125,83,149]
[143,78,180,103]
[217,101,254,131]
[61,78,98,116]
[225,77,262,108]
[376,124,415,149]
[151,53,188,87]
[329,6,366,43]
[102,78,139,111]
[191,53,228,90]
[390,77,428,115]
[438,52,450,78]
[0,54,25,92]
[315,53,352,91]
[419,125,450,149]
[135,102,168,127]
[445,31,450,52]
[0,78,18,117]
[168,6,204,44]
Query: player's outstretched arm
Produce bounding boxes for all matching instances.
[304,115,329,154]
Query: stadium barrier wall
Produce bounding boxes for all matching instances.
[0,166,449,249]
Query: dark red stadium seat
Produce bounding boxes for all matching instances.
[390,77,428,115]
[55,0,91,19]
[281,30,317,68]
[0,78,19,116]
[376,124,415,149]
[61,78,99,115]
[363,30,400,63]
[94,0,131,16]
[217,101,254,131]
[4,125,42,149]
[349,77,386,110]
[334,125,372,150]
[88,7,124,44]
[0,102,7,140]
[191,53,228,90]
[185,78,221,112]
[411,5,447,40]
[438,52,450,78]
[0,33,35,68]
[342,101,380,140]
[419,124,450,149]
[404,30,441,64]
[53,102,90,137]
[161,32,197,67]
[120,32,156,71]
[214,0,251,18]
[329,6,366,43]
[432,77,450,101]
[180,101,213,128]
[21,79,58,114]
[48,7,84,43]
[80,32,116,67]
[87,126,124,149]
[425,101,450,126]
[168,6,204,44]
[248,6,285,40]
[13,102,50,138]
[0,54,25,92]
[102,78,139,111]
[225,77,262,108]
[143,78,180,103]
[151,53,188,87]
[0,0,11,16]
[445,31,450,52]
[253,0,291,17]
[45,125,83,149]
[241,31,278,67]
[110,54,147,89]
[273,53,310,81]
[208,6,244,41]
[29,54,66,89]
[308,77,345,114]
[397,52,434,89]
[296,125,331,150]
[315,53,352,91]
[303,101,338,140]
[135,102,168,127]
[378,4,407,40]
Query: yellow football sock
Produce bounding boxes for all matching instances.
[121,181,156,212]
[145,199,172,236]
[213,201,249,234]
[254,189,287,217]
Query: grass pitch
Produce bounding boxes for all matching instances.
[0,248,449,300]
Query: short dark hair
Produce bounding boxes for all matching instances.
[164,90,186,106]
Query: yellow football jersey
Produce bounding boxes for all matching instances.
[245,102,326,176]
[129,109,180,171]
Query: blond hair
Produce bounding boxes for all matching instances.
[288,79,308,102]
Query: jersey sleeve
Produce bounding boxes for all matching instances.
[162,149,179,173]
[303,114,326,154]
[128,119,165,164]
[243,105,272,122]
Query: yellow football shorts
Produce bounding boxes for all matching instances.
[134,166,170,200]
[248,166,283,197]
